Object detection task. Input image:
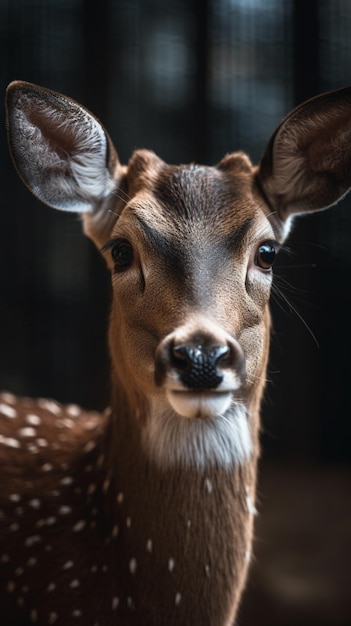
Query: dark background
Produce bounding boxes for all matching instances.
[1,1,351,624]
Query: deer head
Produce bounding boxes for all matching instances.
[3,81,351,625]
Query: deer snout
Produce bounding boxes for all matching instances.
[154,326,246,419]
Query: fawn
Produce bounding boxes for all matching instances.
[1,81,351,625]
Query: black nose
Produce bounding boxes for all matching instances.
[172,344,230,389]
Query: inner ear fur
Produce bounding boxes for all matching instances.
[257,85,351,219]
[6,81,128,247]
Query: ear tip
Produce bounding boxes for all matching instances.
[7,80,33,96]
[6,81,39,113]
[6,81,63,112]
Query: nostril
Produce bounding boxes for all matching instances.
[211,345,231,368]
[172,344,227,390]
[172,345,191,371]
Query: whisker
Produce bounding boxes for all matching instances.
[275,263,317,270]
[271,285,319,348]
[273,275,312,297]
[112,186,132,203]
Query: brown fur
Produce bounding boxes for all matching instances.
[2,81,351,625]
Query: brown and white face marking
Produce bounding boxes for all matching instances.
[103,151,277,468]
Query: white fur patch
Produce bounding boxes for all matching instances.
[142,400,252,470]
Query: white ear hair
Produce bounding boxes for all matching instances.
[6,81,119,213]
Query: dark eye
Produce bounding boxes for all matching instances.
[102,238,134,271]
[255,242,278,270]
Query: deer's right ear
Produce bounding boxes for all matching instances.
[6,81,125,245]
[257,85,351,226]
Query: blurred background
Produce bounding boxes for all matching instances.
[1,0,351,624]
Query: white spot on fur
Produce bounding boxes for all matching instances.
[146,539,153,552]
[62,418,75,429]
[144,401,252,469]
[19,427,36,438]
[25,536,41,548]
[72,520,86,532]
[59,505,72,515]
[38,399,61,415]
[103,477,111,493]
[0,403,17,418]
[0,392,16,404]
[96,454,105,467]
[66,404,81,417]
[87,483,96,496]
[37,438,48,447]
[129,558,137,574]
[29,499,41,510]
[61,476,73,486]
[26,414,41,426]
[112,597,119,610]
[175,592,181,606]
[168,558,175,572]
[9,494,21,503]
[70,579,80,589]
[0,435,20,448]
[41,463,53,472]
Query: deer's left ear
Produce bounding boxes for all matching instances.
[257,85,351,221]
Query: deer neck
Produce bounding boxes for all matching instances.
[101,382,257,625]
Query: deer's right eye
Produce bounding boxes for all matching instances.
[102,238,134,271]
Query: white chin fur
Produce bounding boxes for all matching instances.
[167,390,233,419]
[142,399,252,469]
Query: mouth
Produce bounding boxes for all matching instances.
[166,388,234,419]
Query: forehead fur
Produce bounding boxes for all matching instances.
[125,149,258,236]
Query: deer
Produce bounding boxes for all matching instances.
[1,80,351,626]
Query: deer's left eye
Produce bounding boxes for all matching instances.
[102,238,134,271]
[255,242,278,270]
